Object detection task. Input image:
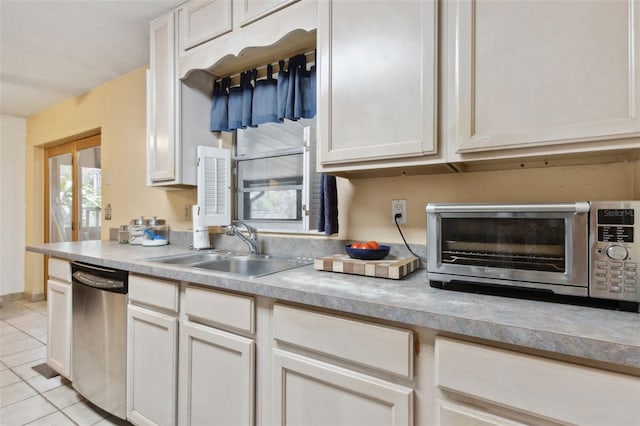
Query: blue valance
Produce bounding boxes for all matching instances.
[210,53,316,133]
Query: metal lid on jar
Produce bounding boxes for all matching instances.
[130,216,147,225]
[147,216,166,226]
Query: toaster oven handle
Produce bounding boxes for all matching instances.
[427,202,590,214]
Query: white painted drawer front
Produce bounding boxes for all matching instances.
[436,399,525,426]
[435,337,640,426]
[128,274,179,313]
[185,286,254,334]
[48,258,71,282]
[273,304,413,378]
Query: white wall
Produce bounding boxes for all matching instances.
[1,114,26,297]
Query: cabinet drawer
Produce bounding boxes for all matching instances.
[48,258,71,282]
[185,286,254,334]
[273,304,413,378]
[436,399,525,426]
[435,337,640,426]
[128,274,179,313]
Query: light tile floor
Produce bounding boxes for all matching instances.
[0,299,131,426]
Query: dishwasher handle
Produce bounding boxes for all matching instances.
[72,271,126,292]
[71,261,128,294]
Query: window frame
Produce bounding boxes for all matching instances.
[232,122,318,233]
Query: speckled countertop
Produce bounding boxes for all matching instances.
[27,240,640,370]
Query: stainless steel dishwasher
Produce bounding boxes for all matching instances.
[71,261,128,420]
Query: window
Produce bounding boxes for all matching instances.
[234,117,319,233]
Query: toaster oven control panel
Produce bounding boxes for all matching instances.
[590,202,639,302]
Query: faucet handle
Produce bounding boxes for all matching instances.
[225,224,237,236]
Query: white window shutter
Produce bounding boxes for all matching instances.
[197,146,231,226]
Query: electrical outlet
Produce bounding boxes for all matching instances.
[392,199,407,224]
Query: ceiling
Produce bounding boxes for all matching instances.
[0,0,185,118]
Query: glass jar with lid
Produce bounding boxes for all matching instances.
[143,217,169,246]
[128,217,148,245]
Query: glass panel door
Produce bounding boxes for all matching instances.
[78,146,102,240]
[46,135,101,244]
[48,152,73,243]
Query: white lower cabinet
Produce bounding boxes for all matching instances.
[178,320,255,426]
[272,349,413,426]
[178,284,256,426]
[46,278,72,379]
[122,275,640,426]
[272,304,414,426]
[126,304,178,426]
[126,288,179,426]
[435,336,640,426]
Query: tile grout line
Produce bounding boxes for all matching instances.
[1,300,125,426]
[0,302,79,425]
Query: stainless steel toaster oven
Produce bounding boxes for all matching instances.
[426,201,639,307]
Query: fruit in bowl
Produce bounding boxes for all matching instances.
[350,240,380,249]
[345,241,390,260]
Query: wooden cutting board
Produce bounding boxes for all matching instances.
[314,254,420,280]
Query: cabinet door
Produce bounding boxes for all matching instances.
[272,349,413,426]
[447,0,640,154]
[178,0,232,53]
[148,12,176,184]
[234,0,299,27]
[46,279,72,379]
[318,0,437,165]
[178,321,255,426]
[126,304,178,426]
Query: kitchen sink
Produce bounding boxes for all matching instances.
[144,250,230,265]
[145,252,312,277]
[193,255,311,277]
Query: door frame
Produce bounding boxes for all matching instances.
[43,134,101,294]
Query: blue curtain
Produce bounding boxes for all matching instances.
[210,54,316,132]
[252,65,278,125]
[209,77,230,132]
[209,53,334,235]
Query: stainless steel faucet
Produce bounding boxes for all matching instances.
[226,221,260,254]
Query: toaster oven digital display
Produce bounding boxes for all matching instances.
[597,209,635,225]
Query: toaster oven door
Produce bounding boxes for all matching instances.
[427,203,590,295]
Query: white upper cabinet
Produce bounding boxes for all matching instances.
[234,0,299,27]
[148,12,176,184]
[148,11,218,187]
[318,0,438,170]
[446,0,640,158]
[177,0,232,54]
[176,0,316,80]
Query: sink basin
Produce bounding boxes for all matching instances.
[145,251,230,265]
[193,255,312,277]
[145,252,312,277]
